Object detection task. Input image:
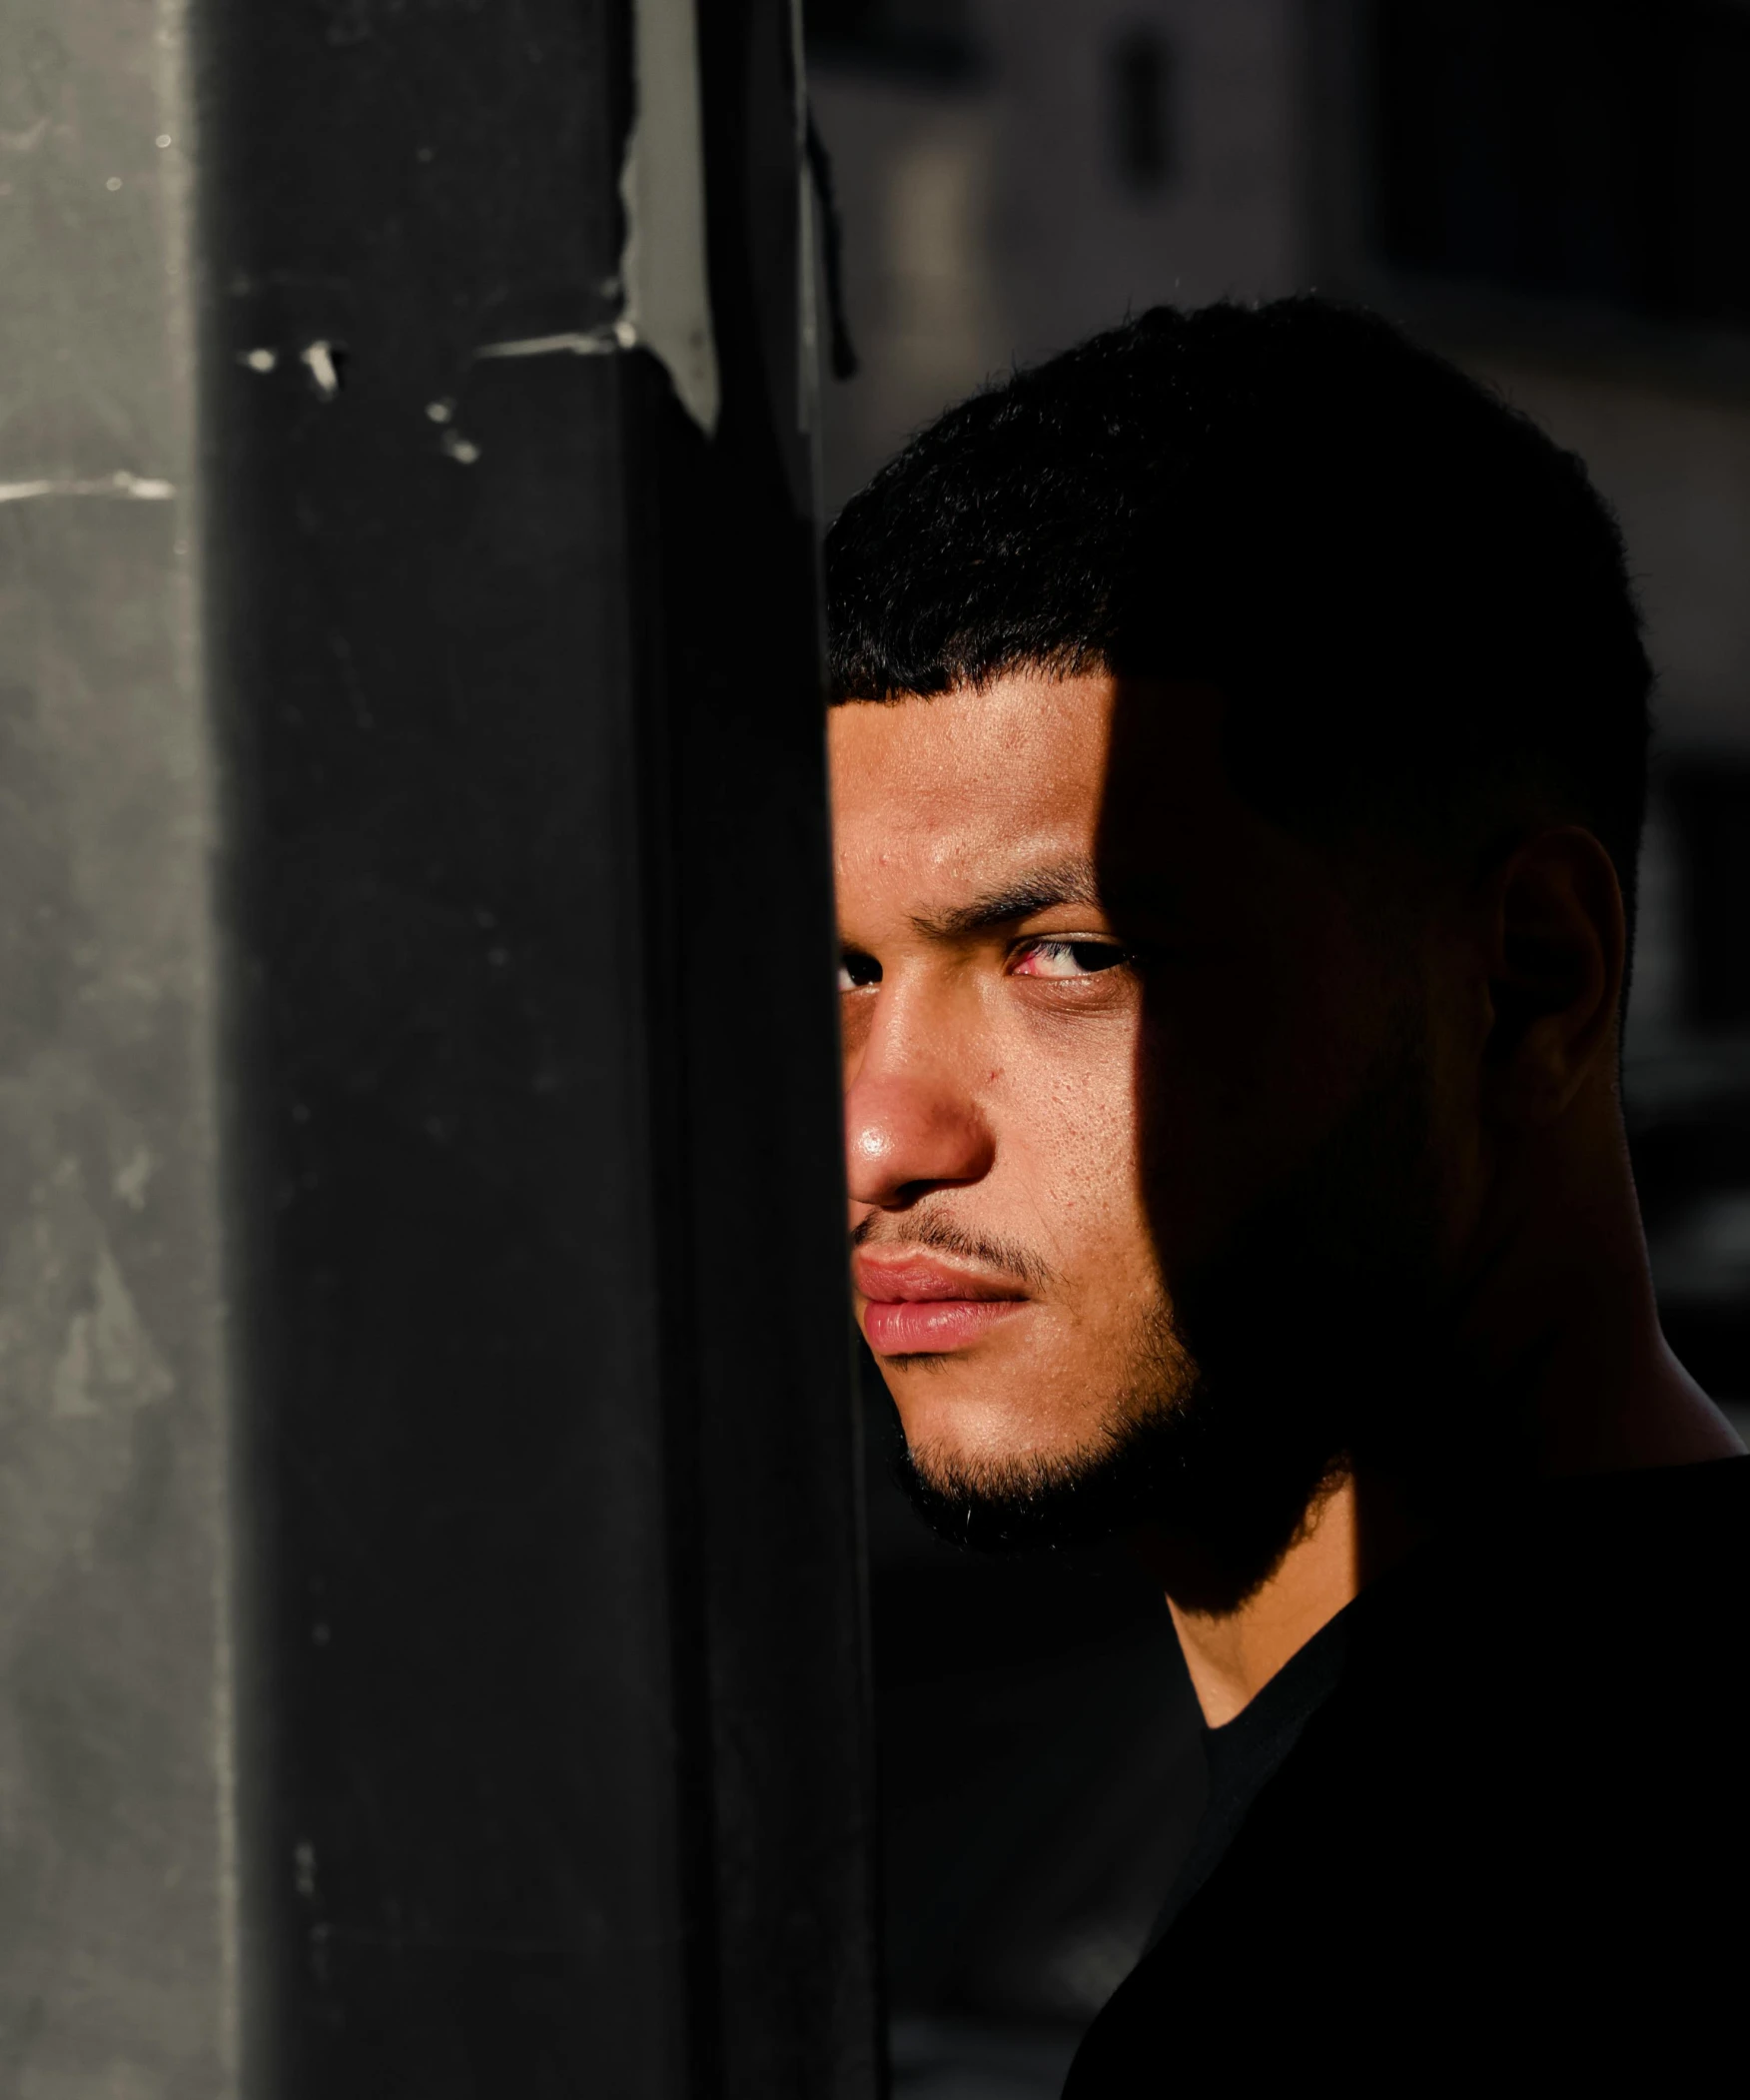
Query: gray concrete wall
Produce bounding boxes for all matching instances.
[0,1,236,2095]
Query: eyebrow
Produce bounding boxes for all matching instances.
[906,856,1104,941]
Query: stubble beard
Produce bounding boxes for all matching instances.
[891,1020,1448,1593]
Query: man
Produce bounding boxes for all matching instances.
[825,300,1746,2080]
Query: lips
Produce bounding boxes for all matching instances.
[852,1249,1031,1356]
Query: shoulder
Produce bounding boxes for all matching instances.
[1063,1461,1750,2092]
[1343,1458,1750,1837]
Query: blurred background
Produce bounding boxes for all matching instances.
[804,3,1750,2091]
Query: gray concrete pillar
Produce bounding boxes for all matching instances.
[0,2,878,2093]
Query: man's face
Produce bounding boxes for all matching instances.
[830,672,1457,1534]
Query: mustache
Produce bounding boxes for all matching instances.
[849,1208,1057,1293]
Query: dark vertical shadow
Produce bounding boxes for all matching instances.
[200,2,880,2092]
[1093,675,1445,1611]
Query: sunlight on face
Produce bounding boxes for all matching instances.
[829,671,1391,1499]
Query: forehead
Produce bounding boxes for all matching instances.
[827,671,1259,912]
[828,674,1116,881]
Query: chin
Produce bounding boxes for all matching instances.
[891,1400,1157,1556]
[883,1359,1103,1482]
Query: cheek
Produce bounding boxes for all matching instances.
[1133,944,1392,1248]
[996,1023,1154,1259]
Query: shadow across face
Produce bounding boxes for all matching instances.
[1076,676,1458,1605]
[869,673,1466,1601]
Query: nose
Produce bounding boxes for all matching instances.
[844,1057,995,1212]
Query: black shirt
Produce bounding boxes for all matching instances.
[1065,1458,1750,2090]
[1143,1593,1352,1951]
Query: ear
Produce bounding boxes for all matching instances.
[1481,827,1625,1124]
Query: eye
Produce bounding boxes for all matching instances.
[1011,937,1129,980]
[839,949,882,991]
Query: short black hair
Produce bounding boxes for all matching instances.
[826,298,1652,950]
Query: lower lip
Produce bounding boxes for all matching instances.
[861,1298,1028,1355]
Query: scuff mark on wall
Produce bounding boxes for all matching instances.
[472,0,719,434]
[616,0,720,433]
[301,341,341,399]
[50,1239,176,1422]
[0,473,175,504]
[112,1146,155,1211]
[476,323,635,362]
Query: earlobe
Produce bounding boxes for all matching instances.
[1483,827,1625,1124]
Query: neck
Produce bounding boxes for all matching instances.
[1166,1473,1393,1727]
[1164,1096,1743,1728]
